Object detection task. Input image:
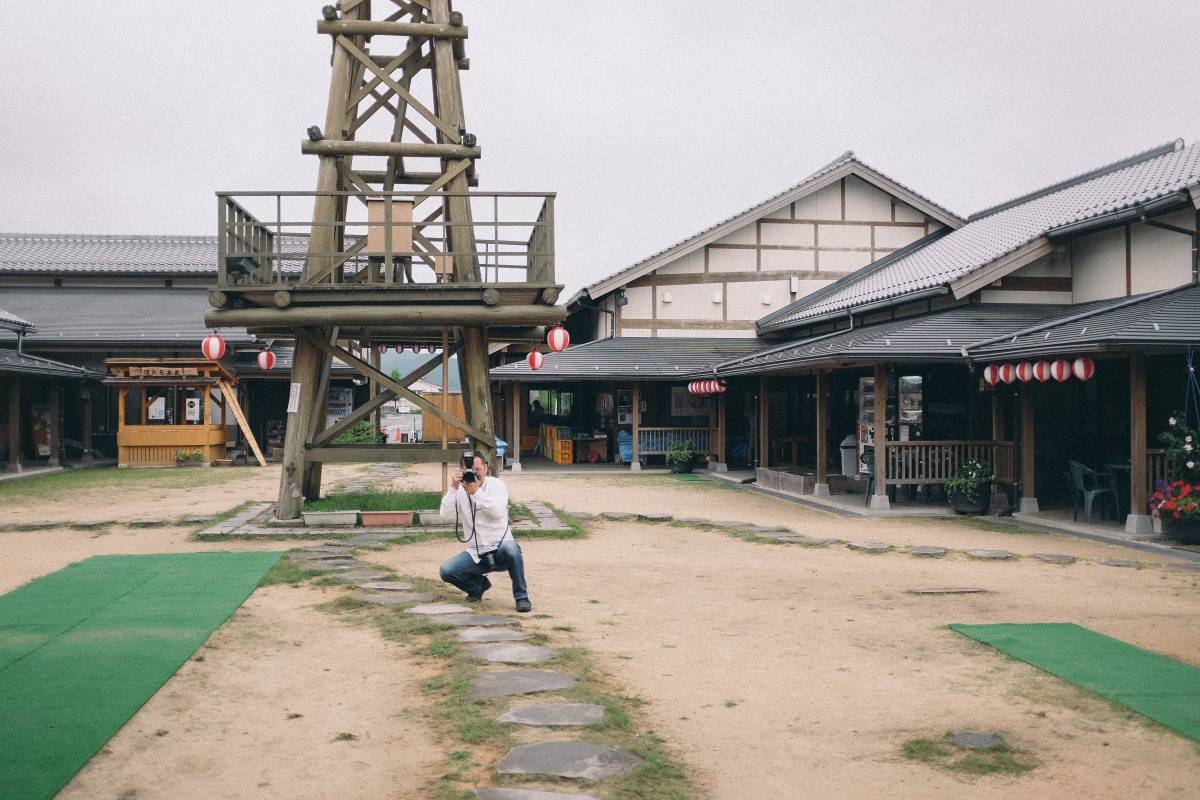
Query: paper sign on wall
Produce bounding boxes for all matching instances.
[287,382,301,414]
[148,397,166,421]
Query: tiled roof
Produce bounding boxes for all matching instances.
[0,232,308,275]
[761,139,1200,331]
[0,348,99,379]
[491,337,767,382]
[0,287,256,348]
[570,151,963,305]
[0,307,35,332]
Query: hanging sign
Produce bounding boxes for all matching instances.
[186,397,201,422]
[287,382,301,413]
[148,396,166,421]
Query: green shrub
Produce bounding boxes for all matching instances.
[332,420,385,444]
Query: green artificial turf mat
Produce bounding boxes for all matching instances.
[950,622,1200,741]
[0,551,282,800]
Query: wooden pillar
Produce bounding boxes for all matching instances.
[459,326,496,466]
[872,363,889,508]
[442,328,450,492]
[510,380,522,473]
[81,386,93,463]
[277,328,323,519]
[815,370,829,495]
[47,384,61,467]
[1018,382,1038,512]
[991,386,1005,504]
[1127,353,1153,535]
[303,343,333,503]
[716,390,726,468]
[758,376,769,469]
[630,381,641,471]
[7,381,20,473]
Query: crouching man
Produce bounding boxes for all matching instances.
[438,450,532,612]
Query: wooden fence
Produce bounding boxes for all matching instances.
[636,427,713,455]
[879,440,1015,487]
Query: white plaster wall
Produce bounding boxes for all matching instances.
[656,249,705,275]
[656,282,724,321]
[1011,252,1070,277]
[794,182,842,220]
[620,328,651,337]
[979,290,1073,304]
[819,250,873,273]
[623,286,653,318]
[817,224,872,248]
[726,279,791,320]
[1131,210,1194,293]
[844,175,893,222]
[657,327,757,339]
[874,225,925,250]
[1072,226,1127,303]
[792,278,832,298]
[765,204,792,220]
[928,221,945,233]
[761,249,816,272]
[760,221,814,247]
[707,247,757,272]
[715,225,757,247]
[894,202,926,224]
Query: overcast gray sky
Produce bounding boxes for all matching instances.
[4,1,1199,294]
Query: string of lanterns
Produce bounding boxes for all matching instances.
[377,343,441,354]
[526,325,570,371]
[687,379,727,395]
[983,357,1095,385]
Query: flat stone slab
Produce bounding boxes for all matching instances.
[676,517,711,524]
[457,628,532,643]
[407,603,472,615]
[475,789,599,800]
[305,545,357,553]
[496,742,644,781]
[910,587,987,594]
[1035,553,1077,564]
[23,521,60,529]
[182,514,215,523]
[303,561,365,571]
[949,732,1003,749]
[637,512,672,522]
[335,570,389,581]
[710,520,750,528]
[432,614,518,627]
[1162,562,1200,573]
[909,546,948,556]
[774,535,810,543]
[357,581,414,591]
[496,703,605,727]
[600,512,634,520]
[965,549,1013,559]
[73,520,115,529]
[356,593,435,605]
[567,511,596,520]
[129,518,165,527]
[848,541,892,551]
[798,537,844,545]
[1099,557,1139,568]
[470,670,580,701]
[471,644,558,664]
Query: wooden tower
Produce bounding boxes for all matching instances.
[205,0,564,519]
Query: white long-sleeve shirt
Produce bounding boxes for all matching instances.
[440,475,511,562]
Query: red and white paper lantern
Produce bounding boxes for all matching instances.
[999,363,1017,384]
[378,344,388,354]
[688,380,727,395]
[1016,362,1035,382]
[394,344,405,353]
[201,333,225,361]
[257,350,276,371]
[1050,359,1072,382]
[1072,356,1095,381]
[547,325,570,353]
[527,350,544,370]
[982,364,1000,386]
[1033,360,1052,382]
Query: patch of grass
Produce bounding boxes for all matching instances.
[926,516,1031,535]
[902,734,1034,776]
[258,557,312,587]
[0,465,253,507]
[304,489,442,513]
[176,500,256,527]
[512,502,588,540]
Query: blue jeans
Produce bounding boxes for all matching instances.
[439,538,528,601]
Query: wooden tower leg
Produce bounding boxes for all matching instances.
[459,326,495,465]
[277,329,323,520]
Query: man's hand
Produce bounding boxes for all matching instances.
[463,477,480,495]
[450,468,463,489]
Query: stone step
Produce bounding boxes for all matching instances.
[457,628,532,644]
[469,670,580,701]
[431,614,518,627]
[471,644,558,664]
[496,742,643,781]
[335,570,390,581]
[495,703,604,727]
[407,603,472,615]
[909,546,948,556]
[356,593,436,606]
[1036,553,1076,564]
[358,581,414,591]
[964,549,1014,559]
[474,789,599,800]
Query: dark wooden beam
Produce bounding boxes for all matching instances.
[206,304,565,329]
[302,140,480,159]
[318,20,468,38]
[309,445,462,463]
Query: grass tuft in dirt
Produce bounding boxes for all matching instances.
[258,557,313,587]
[902,733,1034,776]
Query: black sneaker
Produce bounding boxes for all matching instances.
[515,598,532,613]
[467,576,491,603]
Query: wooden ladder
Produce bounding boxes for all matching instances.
[217,380,267,467]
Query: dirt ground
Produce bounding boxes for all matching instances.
[3,462,1200,799]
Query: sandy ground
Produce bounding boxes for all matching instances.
[3,463,1200,799]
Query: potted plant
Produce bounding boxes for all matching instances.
[665,438,695,474]
[1150,414,1200,544]
[945,458,992,515]
[174,447,204,466]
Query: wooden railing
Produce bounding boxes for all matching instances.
[880,440,1015,486]
[1147,448,1170,492]
[637,427,713,455]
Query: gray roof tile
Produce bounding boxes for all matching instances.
[0,348,99,379]
[0,306,35,332]
[0,232,308,275]
[491,337,766,382]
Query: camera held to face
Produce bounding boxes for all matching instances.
[460,450,479,484]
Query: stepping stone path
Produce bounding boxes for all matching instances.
[357,593,436,606]
[471,644,558,664]
[457,628,532,643]
[1099,557,1138,568]
[336,570,389,581]
[496,703,604,727]
[637,512,672,522]
[910,587,987,595]
[600,511,634,520]
[909,546,947,556]
[965,549,1013,559]
[73,520,114,529]
[358,581,414,591]
[775,535,810,543]
[182,514,215,524]
[291,552,355,561]
[567,511,596,520]
[799,537,844,545]
[197,502,273,537]
[130,518,166,527]
[496,742,643,781]
[949,732,1003,749]
[513,501,569,531]
[432,614,517,627]
[407,603,472,615]
[848,541,892,552]
[1036,553,1076,564]
[304,561,365,571]
[469,670,580,701]
[306,545,356,553]
[475,790,599,800]
[676,517,711,524]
